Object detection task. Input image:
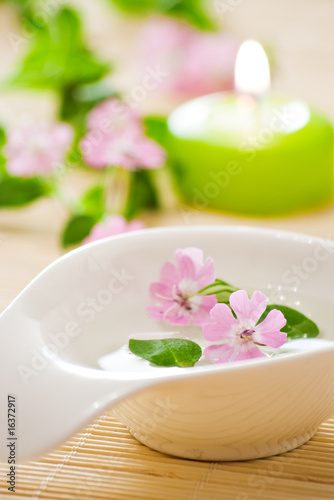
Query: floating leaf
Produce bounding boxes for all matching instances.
[129,338,202,367]
[260,305,319,340]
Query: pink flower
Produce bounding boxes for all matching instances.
[4,122,73,177]
[138,17,239,97]
[82,215,145,244]
[86,98,139,135]
[148,248,217,326]
[81,128,165,171]
[203,290,287,363]
[80,97,166,170]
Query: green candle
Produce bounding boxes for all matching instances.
[167,41,334,215]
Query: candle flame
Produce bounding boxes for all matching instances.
[235,40,270,97]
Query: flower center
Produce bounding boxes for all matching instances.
[238,328,255,341]
[172,279,201,316]
[174,290,193,312]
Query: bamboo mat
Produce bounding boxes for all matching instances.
[0,413,333,499]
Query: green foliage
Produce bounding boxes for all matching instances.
[123,170,160,220]
[63,81,118,123]
[0,127,6,176]
[0,176,51,207]
[166,0,215,30]
[81,184,105,219]
[261,305,319,340]
[10,7,109,90]
[198,279,239,305]
[7,7,110,120]
[110,0,215,30]
[129,338,202,367]
[61,214,97,247]
[144,116,169,149]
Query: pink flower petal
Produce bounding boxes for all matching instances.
[159,308,193,326]
[175,253,197,282]
[135,137,166,169]
[205,339,266,364]
[253,309,287,347]
[233,341,267,361]
[202,303,237,340]
[204,342,235,363]
[81,125,165,171]
[149,282,173,302]
[230,290,267,324]
[82,215,144,244]
[160,261,179,287]
[174,247,204,268]
[5,122,73,177]
[147,304,168,322]
[87,98,140,134]
[128,220,145,231]
[197,257,216,290]
[138,17,238,97]
[193,295,217,326]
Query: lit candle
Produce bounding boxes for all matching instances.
[167,40,334,215]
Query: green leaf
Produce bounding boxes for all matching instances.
[61,214,96,247]
[81,185,105,219]
[260,305,320,340]
[61,81,118,122]
[198,279,239,304]
[111,0,157,12]
[167,0,215,30]
[8,7,109,92]
[123,170,160,220]
[109,0,214,30]
[129,338,202,367]
[0,126,6,148]
[144,116,169,149]
[0,177,50,207]
[0,126,6,176]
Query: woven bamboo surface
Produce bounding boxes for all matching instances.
[0,413,333,499]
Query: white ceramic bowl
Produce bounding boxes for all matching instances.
[1,226,334,462]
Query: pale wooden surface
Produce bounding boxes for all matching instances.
[0,413,334,500]
[0,0,334,498]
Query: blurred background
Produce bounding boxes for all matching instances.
[1,0,334,116]
[0,0,333,310]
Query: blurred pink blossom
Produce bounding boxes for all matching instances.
[83,215,145,245]
[81,128,165,170]
[81,97,166,170]
[148,247,217,326]
[4,122,73,177]
[203,290,287,363]
[87,98,139,135]
[138,17,239,97]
